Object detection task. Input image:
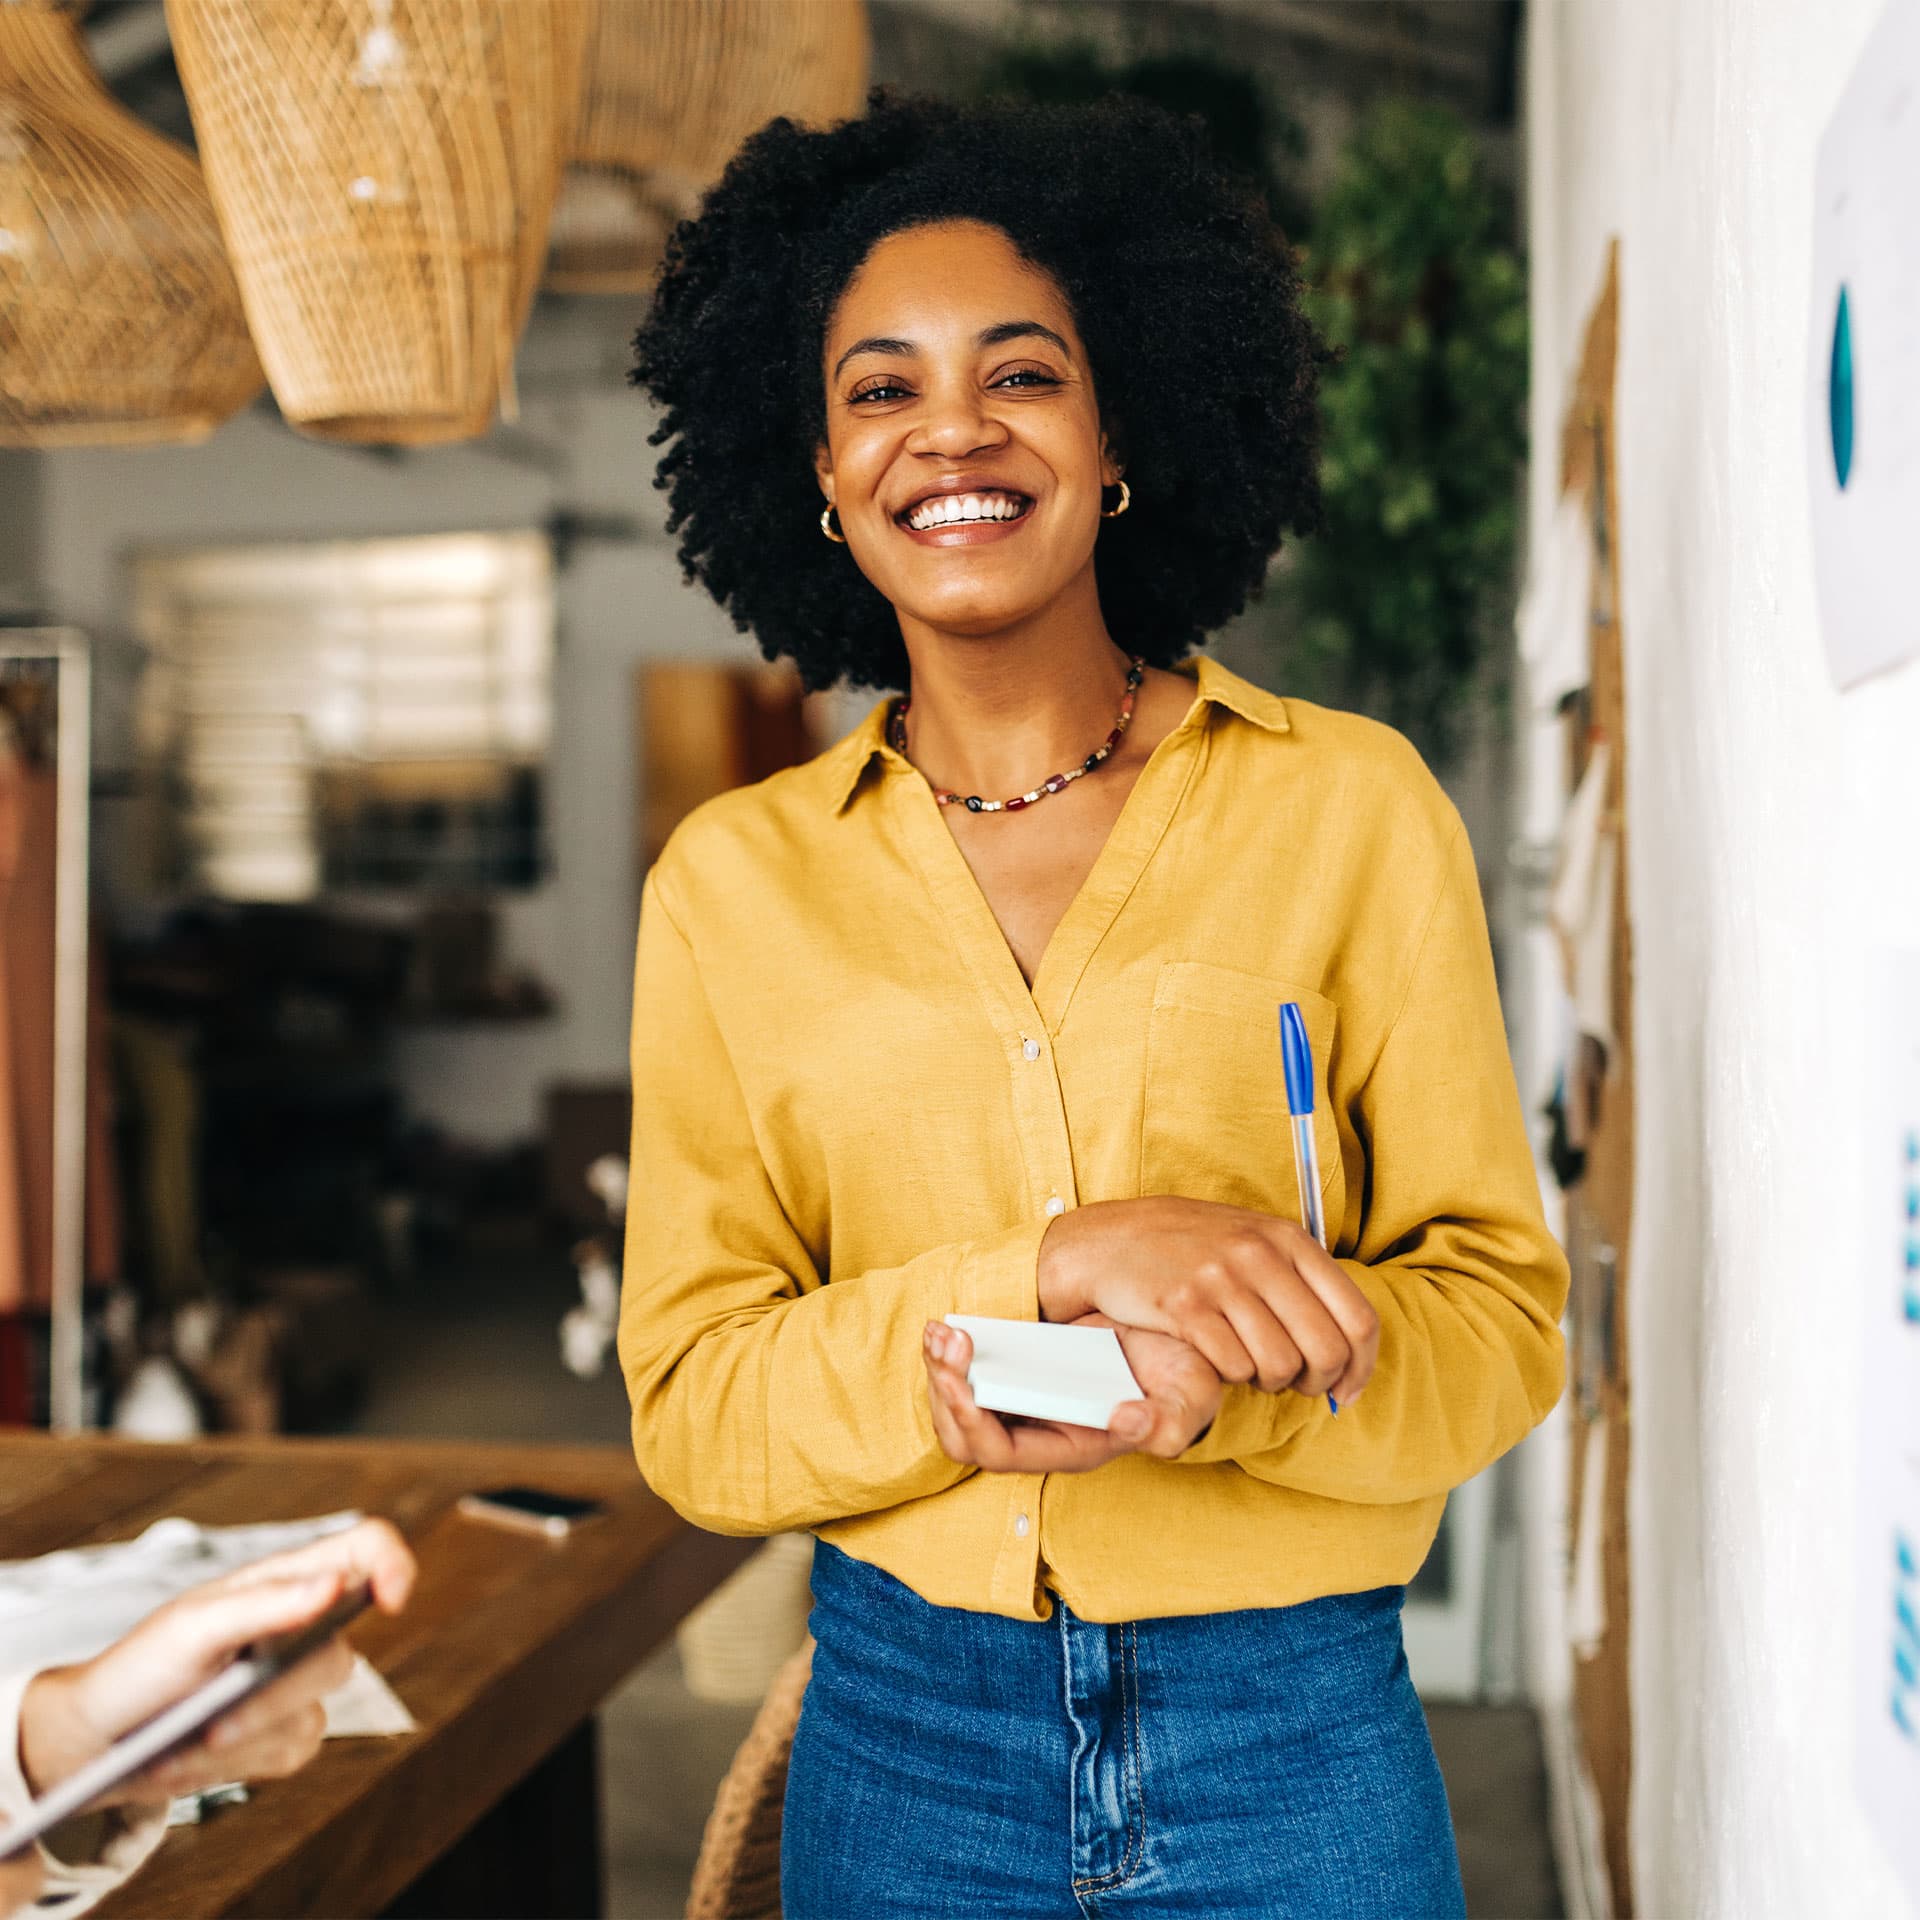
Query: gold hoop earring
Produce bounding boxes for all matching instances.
[1100,478,1131,520]
[820,503,846,544]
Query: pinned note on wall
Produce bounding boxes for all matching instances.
[1808,0,1920,690]
[1857,949,1920,1909]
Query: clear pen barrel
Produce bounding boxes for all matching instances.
[1290,1112,1326,1249]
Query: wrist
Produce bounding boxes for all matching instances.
[1037,1209,1094,1323]
[18,1666,89,1798]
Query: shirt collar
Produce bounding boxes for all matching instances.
[822,650,1290,815]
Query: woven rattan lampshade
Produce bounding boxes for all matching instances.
[545,0,869,296]
[0,0,262,448]
[164,0,591,445]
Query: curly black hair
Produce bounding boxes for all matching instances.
[629,85,1327,693]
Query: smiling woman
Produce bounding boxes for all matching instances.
[619,85,1565,1920]
[629,88,1324,696]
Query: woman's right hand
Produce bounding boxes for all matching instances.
[1037,1196,1379,1407]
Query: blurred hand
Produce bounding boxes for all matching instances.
[923,1313,1223,1473]
[17,1517,416,1814]
[0,1850,42,1916]
[1038,1196,1379,1406]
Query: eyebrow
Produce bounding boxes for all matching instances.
[831,320,1073,383]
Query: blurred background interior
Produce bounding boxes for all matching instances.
[8,2,1908,1918]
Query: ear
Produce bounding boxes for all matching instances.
[1098,423,1126,488]
[812,440,834,502]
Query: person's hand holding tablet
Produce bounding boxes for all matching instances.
[3,1518,416,1918]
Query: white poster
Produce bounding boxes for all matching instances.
[1856,949,1920,1908]
[1808,0,1920,690]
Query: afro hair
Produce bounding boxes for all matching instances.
[629,85,1327,693]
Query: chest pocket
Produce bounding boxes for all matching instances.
[1139,961,1348,1247]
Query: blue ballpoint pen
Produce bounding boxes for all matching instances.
[1278,1001,1340,1415]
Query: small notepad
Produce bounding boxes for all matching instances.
[943,1314,1144,1431]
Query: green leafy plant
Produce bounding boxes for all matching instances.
[971,48,1523,769]
[1287,102,1527,765]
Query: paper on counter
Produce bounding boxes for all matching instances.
[325,1654,417,1736]
[944,1315,1143,1431]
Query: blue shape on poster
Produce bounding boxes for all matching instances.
[1830,285,1855,489]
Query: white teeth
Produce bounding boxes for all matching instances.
[905,489,1028,531]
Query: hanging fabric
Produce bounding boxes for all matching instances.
[0,685,118,1317]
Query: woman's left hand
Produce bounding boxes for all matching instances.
[923,1314,1223,1473]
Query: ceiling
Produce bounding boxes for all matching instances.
[78,0,1523,151]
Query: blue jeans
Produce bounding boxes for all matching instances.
[783,1541,1465,1920]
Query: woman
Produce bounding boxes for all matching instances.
[619,88,1567,1919]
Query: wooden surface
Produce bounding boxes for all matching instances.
[1557,236,1637,1920]
[0,1432,755,1920]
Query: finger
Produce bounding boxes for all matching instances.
[925,1354,976,1464]
[1267,1269,1349,1399]
[1277,1236,1381,1404]
[924,1323,1019,1468]
[76,1571,346,1741]
[1173,1305,1260,1388]
[933,1364,1023,1472]
[204,1639,354,1757]
[218,1518,416,1615]
[1241,1240,1352,1399]
[1136,1385,1210,1459]
[1214,1286,1305,1393]
[138,1701,328,1801]
[992,1420,1128,1474]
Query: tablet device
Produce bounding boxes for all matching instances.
[943,1315,1144,1431]
[0,1583,371,1859]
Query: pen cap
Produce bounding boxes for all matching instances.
[1277,1001,1315,1115]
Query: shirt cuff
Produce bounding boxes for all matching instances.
[1173,1381,1321,1465]
[0,1666,170,1913]
[948,1214,1049,1324]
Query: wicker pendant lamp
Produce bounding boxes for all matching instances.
[164,0,591,445]
[545,0,869,296]
[0,0,263,448]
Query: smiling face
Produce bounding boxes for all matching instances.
[813,218,1123,643]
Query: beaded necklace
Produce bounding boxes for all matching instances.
[887,655,1147,814]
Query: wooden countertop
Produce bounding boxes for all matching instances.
[0,1431,754,1919]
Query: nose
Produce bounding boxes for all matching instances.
[907,376,1010,459]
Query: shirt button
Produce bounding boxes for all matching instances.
[1022,1036,1041,1060]
[1044,1196,1065,1217]
[1014,1513,1030,1537]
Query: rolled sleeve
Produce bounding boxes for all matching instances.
[0,1667,169,1918]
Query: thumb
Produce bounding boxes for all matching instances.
[81,1572,344,1738]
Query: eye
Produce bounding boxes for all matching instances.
[848,379,911,405]
[995,368,1062,390]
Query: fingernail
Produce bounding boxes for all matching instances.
[1112,1405,1149,1438]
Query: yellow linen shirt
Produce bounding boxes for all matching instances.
[619,653,1568,1623]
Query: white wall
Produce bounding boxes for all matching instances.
[1528,2,1920,1914]
[34,298,758,1144]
